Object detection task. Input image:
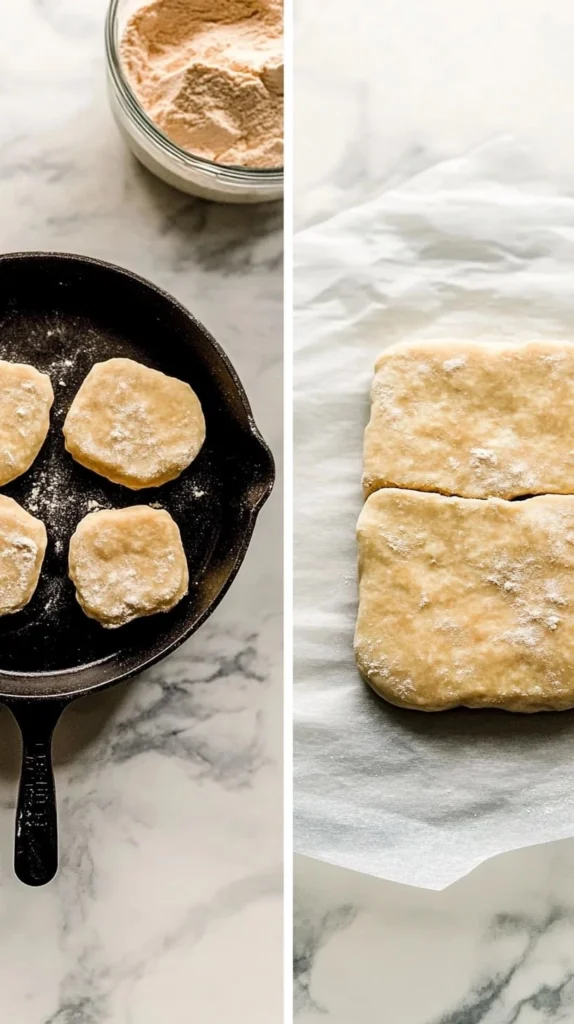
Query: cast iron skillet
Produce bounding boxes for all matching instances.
[0,252,274,886]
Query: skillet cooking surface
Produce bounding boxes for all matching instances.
[0,253,272,697]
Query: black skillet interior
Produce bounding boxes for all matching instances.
[0,253,274,697]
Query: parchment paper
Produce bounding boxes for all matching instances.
[294,139,574,890]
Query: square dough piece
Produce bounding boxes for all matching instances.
[355,488,574,712]
[363,340,574,500]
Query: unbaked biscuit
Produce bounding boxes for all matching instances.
[68,505,189,628]
[63,358,205,490]
[363,340,574,500]
[0,360,53,485]
[0,495,47,615]
[355,488,574,712]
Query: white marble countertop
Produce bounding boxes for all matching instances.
[295,845,574,1023]
[0,2,282,1021]
[295,0,574,1018]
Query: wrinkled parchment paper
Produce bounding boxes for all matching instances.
[294,139,574,889]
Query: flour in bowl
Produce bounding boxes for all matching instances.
[121,0,283,168]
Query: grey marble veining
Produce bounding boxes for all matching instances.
[0,1,282,1021]
[295,850,574,1023]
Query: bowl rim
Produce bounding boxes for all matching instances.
[105,0,284,182]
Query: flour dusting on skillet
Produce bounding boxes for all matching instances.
[0,312,212,647]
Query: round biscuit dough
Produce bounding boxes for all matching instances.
[0,495,47,615]
[63,358,206,489]
[0,360,54,485]
[68,505,189,628]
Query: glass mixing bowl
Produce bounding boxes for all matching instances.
[105,0,283,204]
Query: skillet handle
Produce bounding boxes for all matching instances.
[8,701,67,887]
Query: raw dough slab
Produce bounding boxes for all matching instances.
[363,340,574,500]
[355,488,574,712]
